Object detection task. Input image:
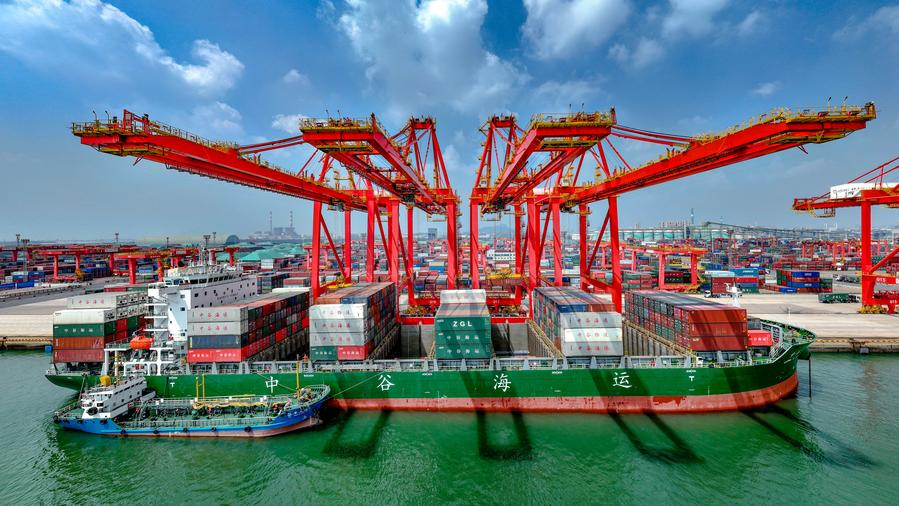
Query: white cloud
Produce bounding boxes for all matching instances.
[189,102,243,138]
[271,114,308,134]
[0,0,243,96]
[736,10,763,37]
[752,81,780,96]
[661,0,729,39]
[836,5,899,39]
[608,38,664,69]
[282,68,310,85]
[337,0,527,119]
[522,0,631,60]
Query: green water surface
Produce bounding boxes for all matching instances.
[2,351,897,504]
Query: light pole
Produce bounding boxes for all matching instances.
[203,234,211,266]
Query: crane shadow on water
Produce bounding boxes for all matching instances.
[741,404,877,469]
[610,412,703,465]
[322,409,392,459]
[476,410,533,461]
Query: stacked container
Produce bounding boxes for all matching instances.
[765,269,831,294]
[52,292,148,363]
[623,271,655,290]
[187,291,310,363]
[532,287,621,357]
[729,267,762,293]
[257,272,289,293]
[309,282,397,361]
[434,289,492,359]
[705,270,736,295]
[624,290,748,351]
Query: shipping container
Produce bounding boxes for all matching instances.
[52,349,104,363]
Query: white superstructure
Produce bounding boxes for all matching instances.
[146,265,258,346]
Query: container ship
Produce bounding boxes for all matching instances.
[46,282,811,414]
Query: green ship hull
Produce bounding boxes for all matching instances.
[46,340,808,414]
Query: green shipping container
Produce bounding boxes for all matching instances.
[435,344,494,359]
[127,315,141,331]
[435,329,492,346]
[53,322,117,337]
[310,346,337,361]
[434,303,491,331]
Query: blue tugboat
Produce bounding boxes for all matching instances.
[55,376,330,438]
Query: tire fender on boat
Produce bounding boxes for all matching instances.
[244,426,252,433]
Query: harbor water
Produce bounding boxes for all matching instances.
[2,351,897,504]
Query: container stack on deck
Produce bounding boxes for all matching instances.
[624,291,748,352]
[187,291,309,363]
[52,292,147,364]
[309,282,397,361]
[532,287,622,357]
[434,289,492,359]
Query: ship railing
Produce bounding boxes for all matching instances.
[625,356,692,368]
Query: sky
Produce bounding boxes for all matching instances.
[0,0,897,243]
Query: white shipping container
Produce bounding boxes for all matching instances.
[563,328,624,342]
[310,331,370,347]
[188,307,249,323]
[188,321,249,336]
[561,338,623,357]
[310,317,369,333]
[310,304,367,320]
[558,312,622,329]
[67,292,142,309]
[705,270,736,278]
[53,309,116,324]
[271,287,311,294]
[439,289,487,304]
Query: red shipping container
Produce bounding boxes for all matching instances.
[687,321,748,336]
[53,336,107,350]
[337,344,371,360]
[748,329,773,347]
[187,348,242,363]
[275,328,288,342]
[688,335,748,351]
[53,349,104,363]
[677,306,747,323]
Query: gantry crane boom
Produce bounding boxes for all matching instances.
[72,110,364,209]
[300,115,457,215]
[482,110,616,212]
[564,103,877,206]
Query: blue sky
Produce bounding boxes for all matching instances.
[1,0,897,242]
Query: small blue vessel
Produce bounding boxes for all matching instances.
[55,377,330,438]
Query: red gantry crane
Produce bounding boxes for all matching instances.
[472,103,876,312]
[793,155,899,313]
[73,110,458,302]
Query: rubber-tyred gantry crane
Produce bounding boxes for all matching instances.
[793,155,899,313]
[73,110,459,302]
[472,103,876,313]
